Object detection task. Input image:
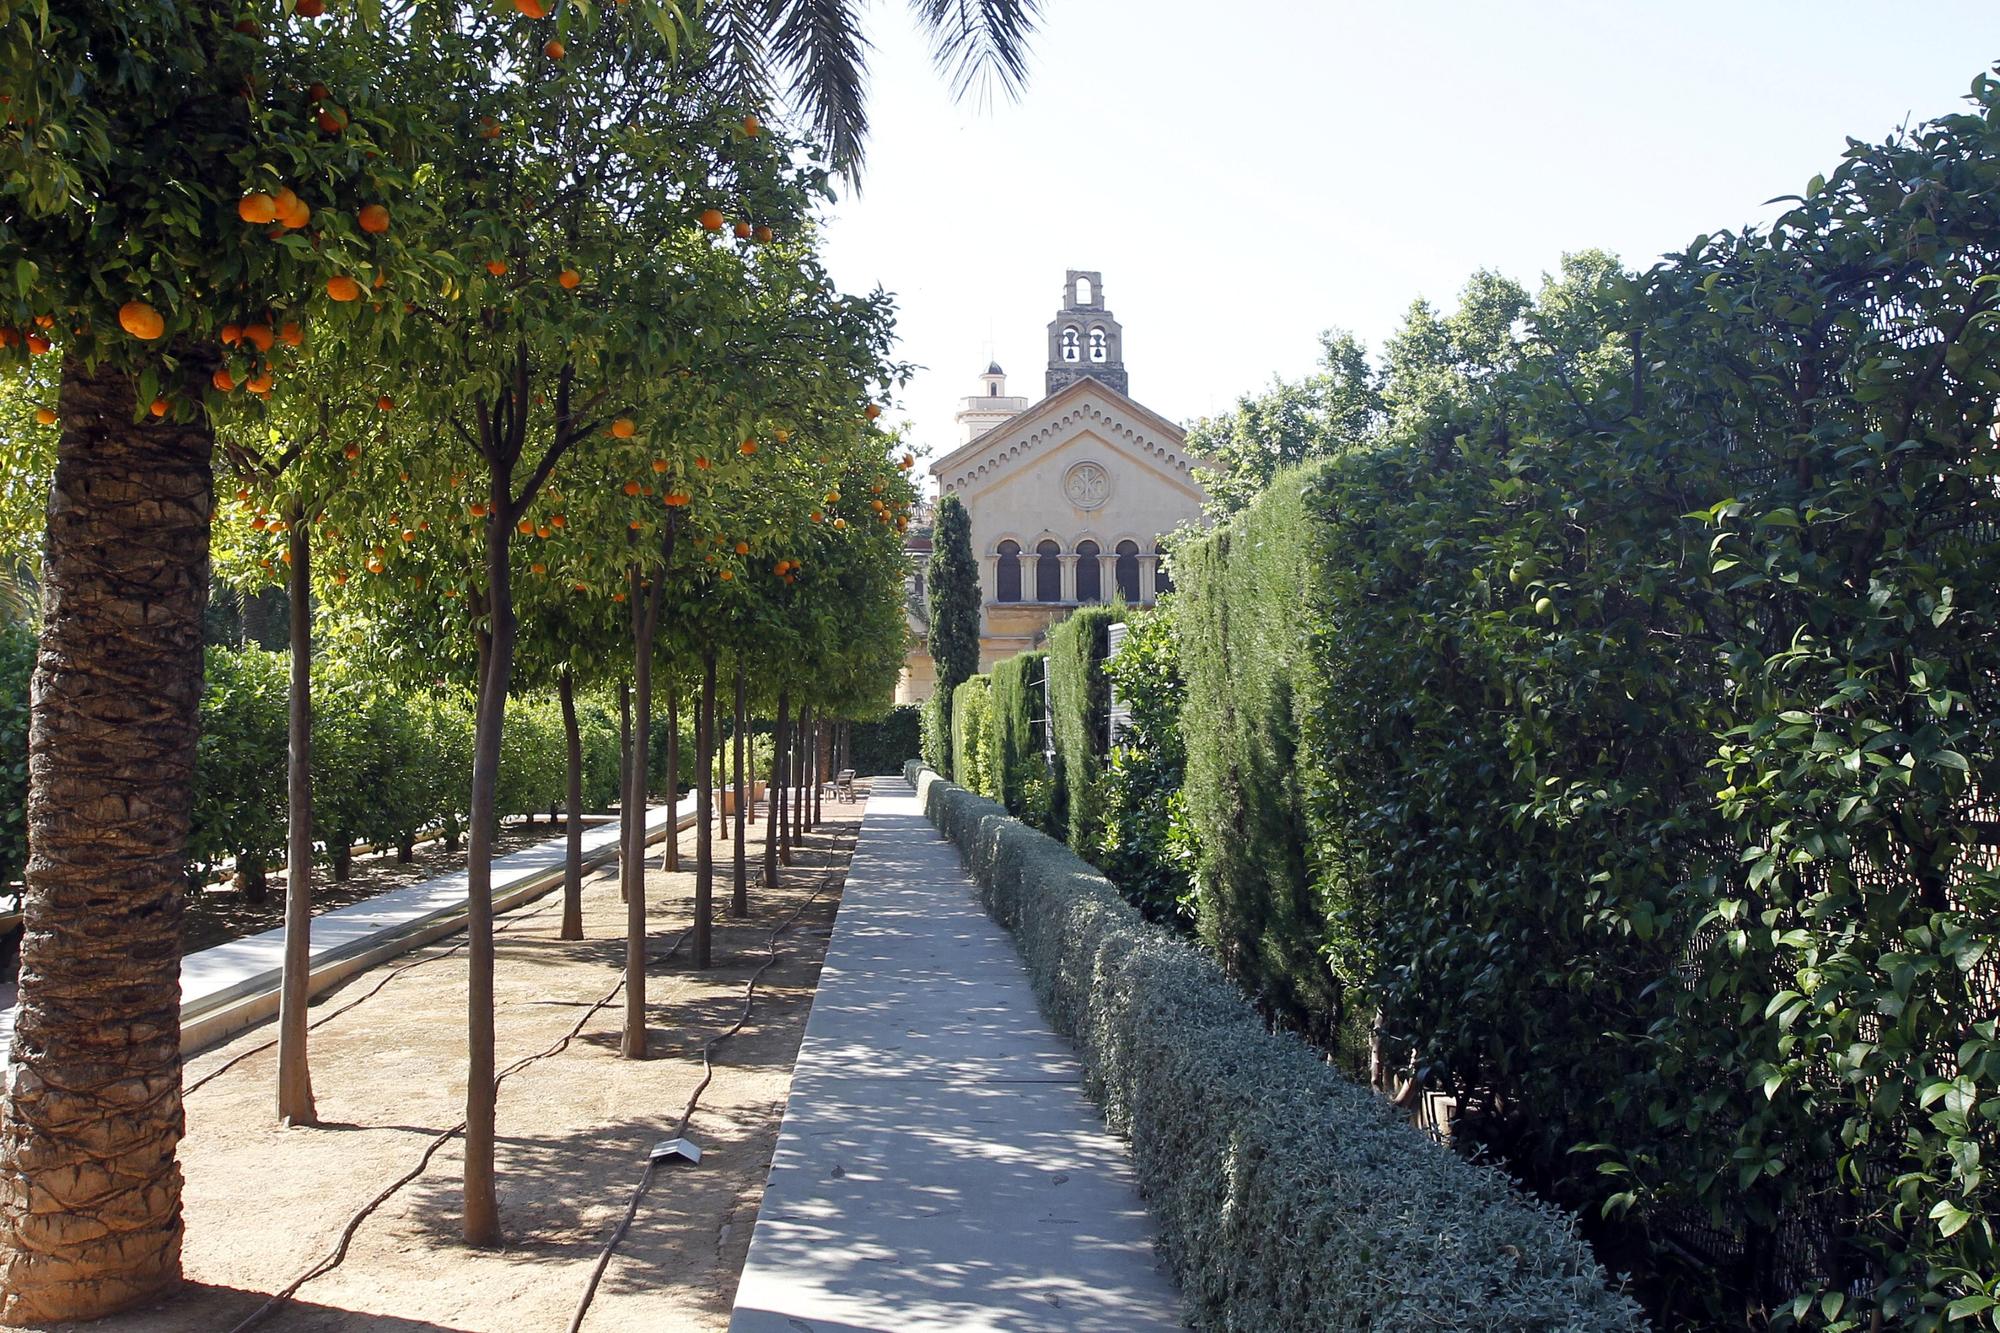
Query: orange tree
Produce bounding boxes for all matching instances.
[0,4,468,1316]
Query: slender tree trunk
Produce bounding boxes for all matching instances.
[731,660,747,918]
[617,681,630,904]
[662,685,679,871]
[0,354,212,1323]
[765,694,787,889]
[778,693,793,866]
[694,651,717,968]
[812,718,824,827]
[277,507,317,1126]
[792,705,809,852]
[557,667,583,942]
[462,485,517,1247]
[621,557,664,1060]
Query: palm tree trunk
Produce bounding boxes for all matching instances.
[0,353,211,1323]
[557,667,583,942]
[731,660,747,918]
[277,506,317,1126]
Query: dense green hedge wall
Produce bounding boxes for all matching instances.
[1043,604,1123,856]
[949,674,996,799]
[1166,88,2000,1330]
[0,642,623,890]
[909,763,1644,1333]
[1098,605,1194,927]
[0,625,29,891]
[987,650,1052,826]
[1177,480,1349,1048]
[848,704,920,774]
[919,688,949,774]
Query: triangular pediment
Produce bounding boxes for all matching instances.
[929,377,1209,501]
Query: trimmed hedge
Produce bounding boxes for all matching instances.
[849,704,920,775]
[988,650,1052,826]
[1098,604,1194,926]
[949,674,996,799]
[906,761,1644,1333]
[1043,604,1123,855]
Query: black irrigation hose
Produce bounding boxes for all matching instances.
[566,869,840,1333]
[221,891,719,1333]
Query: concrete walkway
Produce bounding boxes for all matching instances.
[0,798,696,1066]
[729,779,1184,1333]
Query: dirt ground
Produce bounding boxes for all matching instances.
[44,792,866,1333]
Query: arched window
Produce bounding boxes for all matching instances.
[1075,540,1101,603]
[995,541,1022,602]
[1035,540,1062,602]
[1088,327,1108,363]
[1075,275,1093,305]
[1153,542,1174,595]
[1115,540,1141,603]
[1060,326,1081,363]
[988,381,998,396]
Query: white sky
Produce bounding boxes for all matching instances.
[815,2,2000,471]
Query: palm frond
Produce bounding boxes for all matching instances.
[905,0,1040,104]
[765,0,874,172]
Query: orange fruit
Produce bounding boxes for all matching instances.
[333,570,349,586]
[308,82,330,101]
[34,407,55,426]
[733,221,752,240]
[699,208,725,232]
[150,397,169,417]
[774,428,791,444]
[246,370,273,395]
[486,259,508,277]
[517,519,534,535]
[864,403,882,420]
[212,368,236,392]
[651,458,668,473]
[739,438,757,456]
[833,517,846,529]
[480,116,502,139]
[753,225,773,244]
[24,334,48,354]
[118,301,165,340]
[326,275,361,302]
[367,559,385,574]
[536,525,550,539]
[316,108,344,135]
[242,323,274,351]
[558,268,581,289]
[273,187,310,230]
[33,315,52,328]
[343,443,360,459]
[376,395,394,412]
[694,456,710,470]
[530,562,546,575]
[734,541,749,555]
[610,417,636,438]
[297,0,325,15]
[809,510,821,523]
[220,322,244,346]
[550,514,566,528]
[743,113,761,137]
[469,502,488,518]
[238,192,278,224]
[719,569,733,581]
[279,322,303,346]
[357,204,390,234]
[515,0,548,14]
[543,39,564,59]
[622,480,641,496]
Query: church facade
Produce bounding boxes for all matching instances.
[897,271,1209,703]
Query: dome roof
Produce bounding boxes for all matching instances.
[984,361,1004,376]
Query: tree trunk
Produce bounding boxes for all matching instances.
[557,667,583,942]
[731,661,748,918]
[694,651,717,969]
[622,561,661,1061]
[765,694,787,889]
[812,718,824,827]
[662,685,679,872]
[617,680,630,903]
[277,508,317,1126]
[0,354,211,1323]
[462,482,516,1248]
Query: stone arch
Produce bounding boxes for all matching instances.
[1074,538,1102,603]
[1034,538,1062,602]
[1114,539,1142,604]
[994,539,1023,603]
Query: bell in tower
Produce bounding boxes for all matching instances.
[1046,269,1128,397]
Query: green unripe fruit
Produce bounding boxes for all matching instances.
[1534,596,1555,617]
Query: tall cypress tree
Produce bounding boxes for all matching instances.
[926,493,981,759]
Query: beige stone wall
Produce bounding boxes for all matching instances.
[895,646,937,706]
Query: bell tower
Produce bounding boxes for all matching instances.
[1045,270,1127,397]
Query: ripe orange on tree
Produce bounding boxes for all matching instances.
[376,395,395,412]
[357,204,390,234]
[558,269,581,289]
[486,259,508,277]
[864,403,882,420]
[743,113,761,136]
[273,187,311,230]
[242,323,274,351]
[211,368,236,392]
[149,398,169,417]
[514,0,548,15]
[733,221,752,240]
[753,225,773,244]
[610,417,636,438]
[327,275,361,302]
[739,438,757,456]
[237,192,278,224]
[543,39,565,60]
[34,407,55,426]
[698,208,725,232]
[117,301,165,340]
[279,322,304,347]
